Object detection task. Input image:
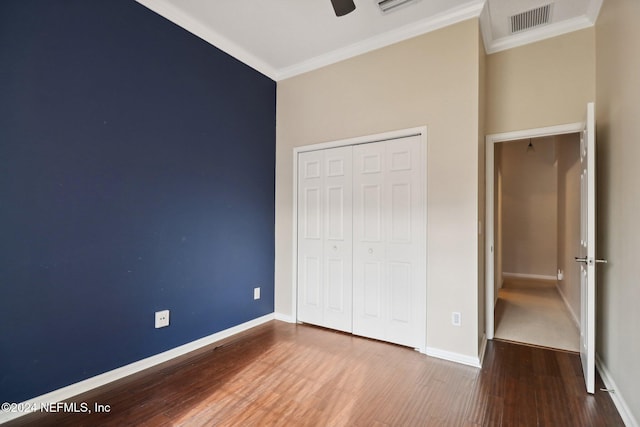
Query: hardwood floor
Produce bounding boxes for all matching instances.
[6,321,623,426]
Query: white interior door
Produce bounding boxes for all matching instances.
[352,135,425,348]
[577,102,598,394]
[297,147,353,332]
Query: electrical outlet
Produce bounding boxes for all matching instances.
[452,312,461,326]
[254,287,260,300]
[155,310,170,328]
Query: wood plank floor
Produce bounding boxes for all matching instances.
[6,321,623,426]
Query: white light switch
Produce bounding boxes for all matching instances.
[452,312,461,326]
[254,287,260,300]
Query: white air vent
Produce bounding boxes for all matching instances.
[377,0,420,14]
[510,4,552,34]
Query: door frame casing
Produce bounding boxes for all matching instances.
[292,126,428,352]
[485,122,583,340]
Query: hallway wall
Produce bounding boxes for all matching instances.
[500,137,558,278]
[497,134,581,323]
[556,133,581,324]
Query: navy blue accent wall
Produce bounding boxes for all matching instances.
[0,1,275,403]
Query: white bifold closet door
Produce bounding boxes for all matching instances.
[352,136,425,348]
[297,146,353,333]
[297,135,425,349]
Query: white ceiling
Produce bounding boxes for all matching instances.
[136,0,602,80]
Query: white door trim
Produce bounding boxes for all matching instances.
[485,122,583,339]
[292,126,428,351]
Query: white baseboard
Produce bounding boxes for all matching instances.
[555,284,580,328]
[426,346,482,368]
[503,272,557,281]
[596,354,639,427]
[478,334,488,367]
[0,313,275,424]
[274,312,296,323]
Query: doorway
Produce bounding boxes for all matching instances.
[485,123,584,350]
[493,134,581,351]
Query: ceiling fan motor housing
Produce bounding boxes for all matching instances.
[331,0,356,16]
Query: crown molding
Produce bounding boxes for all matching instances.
[586,0,604,24]
[478,0,493,54]
[135,0,279,80]
[276,0,484,80]
[138,0,483,82]
[137,0,599,80]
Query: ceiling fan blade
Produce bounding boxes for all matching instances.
[331,0,356,16]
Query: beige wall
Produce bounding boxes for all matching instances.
[486,28,596,135]
[495,143,503,298]
[555,133,581,324]
[499,137,558,277]
[596,0,640,422]
[477,28,487,349]
[276,19,483,357]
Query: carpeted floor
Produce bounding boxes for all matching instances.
[494,278,580,352]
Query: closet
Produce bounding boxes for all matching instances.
[297,134,426,349]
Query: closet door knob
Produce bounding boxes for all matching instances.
[368,248,373,254]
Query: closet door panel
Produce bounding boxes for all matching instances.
[385,136,425,347]
[297,147,353,333]
[302,256,322,307]
[303,187,321,239]
[390,183,411,242]
[362,185,382,241]
[389,261,411,324]
[363,261,383,318]
[353,142,387,338]
[353,136,425,349]
[297,151,325,326]
[326,186,345,240]
[323,147,353,332]
[326,258,345,310]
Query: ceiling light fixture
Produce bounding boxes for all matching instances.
[526,138,535,154]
